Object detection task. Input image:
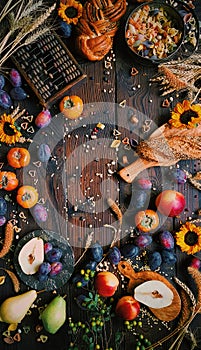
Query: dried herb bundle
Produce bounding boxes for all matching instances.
[150,53,201,99]
[0,0,56,68]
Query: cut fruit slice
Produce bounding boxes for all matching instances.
[134,280,173,309]
[18,237,44,275]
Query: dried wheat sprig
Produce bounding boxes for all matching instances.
[24,28,51,46]
[0,0,21,22]
[0,268,20,293]
[74,232,94,267]
[0,2,56,67]
[178,289,193,328]
[0,221,14,258]
[20,0,43,19]
[188,267,201,312]
[174,276,197,309]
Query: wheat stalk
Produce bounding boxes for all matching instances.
[74,232,94,267]
[188,267,201,312]
[0,1,56,67]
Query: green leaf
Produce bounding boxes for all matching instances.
[115,331,123,344]
[88,292,93,299]
[89,343,94,350]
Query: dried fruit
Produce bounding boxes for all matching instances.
[159,231,174,249]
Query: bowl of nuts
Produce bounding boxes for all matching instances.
[125,1,185,64]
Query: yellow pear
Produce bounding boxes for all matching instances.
[0,290,37,324]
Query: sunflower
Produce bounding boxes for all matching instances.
[0,113,22,144]
[58,0,83,25]
[175,221,201,255]
[169,100,201,129]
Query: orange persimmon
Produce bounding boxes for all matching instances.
[0,171,18,191]
[7,147,30,168]
[135,209,159,233]
[16,185,38,208]
[59,95,83,119]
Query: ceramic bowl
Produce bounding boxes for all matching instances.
[125,1,185,64]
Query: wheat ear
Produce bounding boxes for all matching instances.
[0,221,14,258]
[188,267,201,312]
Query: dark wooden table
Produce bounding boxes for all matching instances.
[0,0,201,349]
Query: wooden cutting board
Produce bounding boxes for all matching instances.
[118,261,181,321]
[118,123,201,183]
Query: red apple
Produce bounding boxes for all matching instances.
[115,296,140,320]
[155,190,186,217]
[94,271,119,297]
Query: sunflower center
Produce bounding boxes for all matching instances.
[65,6,78,18]
[3,122,16,136]
[184,231,198,246]
[180,110,198,125]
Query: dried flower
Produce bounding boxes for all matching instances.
[175,221,201,255]
[169,100,201,129]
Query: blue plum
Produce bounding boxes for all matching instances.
[46,248,63,262]
[90,242,103,262]
[49,262,63,277]
[108,246,121,265]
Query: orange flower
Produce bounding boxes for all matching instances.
[58,0,83,25]
[169,100,201,128]
[175,221,201,255]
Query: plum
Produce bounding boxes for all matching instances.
[134,234,152,248]
[90,242,103,262]
[121,244,139,259]
[85,260,97,271]
[44,242,53,254]
[49,262,63,277]
[161,249,177,264]
[10,68,22,87]
[135,178,152,190]
[108,246,121,265]
[38,262,51,275]
[46,248,63,262]
[0,197,7,216]
[159,231,175,250]
[148,251,162,270]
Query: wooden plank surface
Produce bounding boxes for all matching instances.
[0,0,201,349]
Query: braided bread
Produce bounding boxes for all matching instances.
[75,0,127,61]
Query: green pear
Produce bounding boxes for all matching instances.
[0,290,37,324]
[40,295,66,334]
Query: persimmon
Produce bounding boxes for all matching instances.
[135,209,159,233]
[16,185,38,208]
[59,95,83,119]
[0,171,18,191]
[7,147,30,168]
